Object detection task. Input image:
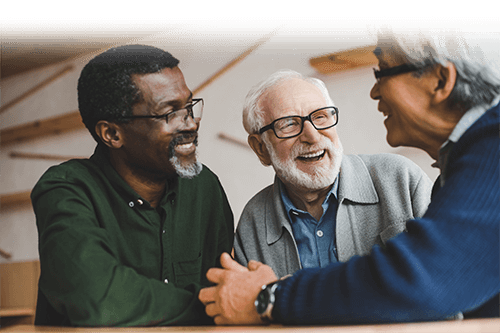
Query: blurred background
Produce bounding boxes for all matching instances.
[1,1,497,264]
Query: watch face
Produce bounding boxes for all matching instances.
[255,289,270,314]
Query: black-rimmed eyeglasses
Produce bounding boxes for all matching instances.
[373,63,421,82]
[119,98,204,129]
[259,106,339,139]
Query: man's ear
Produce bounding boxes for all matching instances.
[431,62,457,106]
[95,120,124,149]
[248,134,272,166]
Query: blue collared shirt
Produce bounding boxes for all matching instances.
[279,178,339,269]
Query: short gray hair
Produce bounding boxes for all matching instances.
[375,28,500,112]
[242,70,335,134]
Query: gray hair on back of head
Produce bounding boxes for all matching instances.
[242,70,335,135]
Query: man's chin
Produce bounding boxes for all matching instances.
[170,155,202,179]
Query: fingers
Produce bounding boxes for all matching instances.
[198,286,216,305]
[204,302,220,318]
[220,252,248,272]
[205,267,225,284]
[247,260,264,271]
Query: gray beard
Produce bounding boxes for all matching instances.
[264,136,343,191]
[170,154,203,179]
[168,133,203,179]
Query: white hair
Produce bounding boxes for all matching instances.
[242,70,335,135]
[375,27,500,112]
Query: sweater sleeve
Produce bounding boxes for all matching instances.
[273,110,500,324]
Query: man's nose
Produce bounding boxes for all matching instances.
[299,120,321,143]
[179,113,199,131]
[370,81,381,100]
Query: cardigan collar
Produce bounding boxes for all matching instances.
[265,154,379,245]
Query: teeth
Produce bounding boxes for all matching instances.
[300,150,324,159]
[176,143,194,150]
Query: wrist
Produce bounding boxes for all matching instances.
[255,280,280,323]
[255,273,290,323]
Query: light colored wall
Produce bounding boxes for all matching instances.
[0,29,439,263]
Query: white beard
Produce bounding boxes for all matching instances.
[264,136,343,191]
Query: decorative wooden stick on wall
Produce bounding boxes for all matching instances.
[0,191,32,210]
[9,151,87,161]
[0,247,13,259]
[217,132,250,149]
[309,45,377,74]
[1,110,84,146]
[192,30,277,95]
[0,64,74,115]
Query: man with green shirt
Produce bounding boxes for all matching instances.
[31,45,234,327]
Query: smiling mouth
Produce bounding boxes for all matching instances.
[380,109,391,118]
[297,150,326,162]
[175,142,195,152]
[169,133,198,158]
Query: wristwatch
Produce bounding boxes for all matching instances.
[254,280,280,322]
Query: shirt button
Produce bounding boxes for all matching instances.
[137,199,143,205]
[162,230,166,234]
[317,230,324,237]
[164,279,169,284]
[128,201,134,208]
[291,211,299,216]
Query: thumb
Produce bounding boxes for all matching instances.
[248,260,264,271]
[220,252,248,272]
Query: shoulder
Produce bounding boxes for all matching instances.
[31,158,97,202]
[242,183,274,213]
[178,164,222,188]
[345,153,426,177]
[238,183,275,227]
[355,153,420,169]
[341,153,432,194]
[34,158,95,187]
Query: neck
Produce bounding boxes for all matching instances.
[423,106,463,160]
[109,151,168,208]
[283,181,332,221]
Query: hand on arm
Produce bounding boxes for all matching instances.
[198,253,278,325]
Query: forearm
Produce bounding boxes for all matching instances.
[274,168,499,323]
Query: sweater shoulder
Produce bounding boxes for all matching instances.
[351,153,426,177]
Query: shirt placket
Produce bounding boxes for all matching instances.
[160,193,176,285]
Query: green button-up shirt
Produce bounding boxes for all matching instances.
[32,144,234,326]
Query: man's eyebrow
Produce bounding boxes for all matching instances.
[154,92,193,112]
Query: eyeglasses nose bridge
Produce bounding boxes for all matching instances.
[300,116,321,135]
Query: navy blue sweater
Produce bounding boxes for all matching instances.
[274,103,500,324]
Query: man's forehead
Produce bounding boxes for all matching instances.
[260,78,325,116]
[131,67,191,106]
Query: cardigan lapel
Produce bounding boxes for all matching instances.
[337,155,379,205]
[336,155,379,261]
[266,176,294,245]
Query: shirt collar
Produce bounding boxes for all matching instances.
[444,96,500,147]
[436,96,500,184]
[278,176,338,221]
[90,143,178,209]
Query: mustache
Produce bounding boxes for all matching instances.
[290,137,334,158]
[170,131,198,146]
[168,131,198,158]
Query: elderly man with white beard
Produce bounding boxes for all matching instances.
[232,69,433,280]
